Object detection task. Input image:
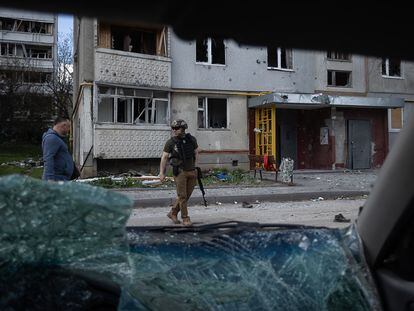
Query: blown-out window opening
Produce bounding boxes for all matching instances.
[97,86,169,125]
[197,97,227,129]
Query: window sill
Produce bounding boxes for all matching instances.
[326,58,352,62]
[267,67,294,72]
[389,128,402,133]
[197,128,230,131]
[382,75,404,80]
[195,62,226,67]
[94,123,170,130]
[0,30,53,36]
[326,85,352,88]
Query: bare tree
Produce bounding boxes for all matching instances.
[0,56,50,142]
[45,32,73,118]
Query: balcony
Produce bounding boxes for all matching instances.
[95,48,171,88]
[94,123,170,159]
[0,31,54,45]
[0,56,54,70]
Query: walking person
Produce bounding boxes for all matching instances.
[42,116,78,181]
[159,119,199,226]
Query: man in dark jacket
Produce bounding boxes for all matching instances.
[42,117,74,181]
[159,119,199,226]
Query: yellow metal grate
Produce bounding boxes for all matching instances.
[255,107,276,156]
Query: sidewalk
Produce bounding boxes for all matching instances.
[115,169,377,208]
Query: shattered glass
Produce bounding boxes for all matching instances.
[0,175,381,310]
[0,175,132,310]
[126,225,382,310]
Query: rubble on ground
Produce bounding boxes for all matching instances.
[1,158,43,169]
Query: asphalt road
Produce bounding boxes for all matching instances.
[127,197,366,229]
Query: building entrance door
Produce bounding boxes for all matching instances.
[348,119,371,169]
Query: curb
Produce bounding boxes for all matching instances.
[132,190,369,208]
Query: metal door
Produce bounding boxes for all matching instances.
[348,120,371,169]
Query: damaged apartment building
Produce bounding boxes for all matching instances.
[73,17,414,176]
[0,8,57,139]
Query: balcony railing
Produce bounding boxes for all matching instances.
[95,48,171,88]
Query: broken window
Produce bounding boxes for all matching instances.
[327,51,350,61]
[267,47,293,69]
[382,58,401,77]
[0,42,14,56]
[117,98,133,123]
[97,86,169,125]
[0,17,53,34]
[196,37,225,65]
[27,45,53,59]
[198,97,227,129]
[1,42,52,59]
[0,70,51,83]
[327,70,351,87]
[98,97,115,122]
[133,98,152,124]
[107,25,167,56]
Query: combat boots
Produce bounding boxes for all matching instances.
[167,209,180,224]
[182,217,192,226]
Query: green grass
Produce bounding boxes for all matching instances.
[0,143,41,163]
[88,169,262,189]
[0,165,43,179]
[0,143,43,179]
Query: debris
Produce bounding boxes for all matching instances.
[142,180,162,186]
[316,177,321,180]
[279,158,294,183]
[311,197,324,202]
[234,201,238,204]
[215,201,222,205]
[242,202,253,208]
[215,172,230,181]
[333,213,351,223]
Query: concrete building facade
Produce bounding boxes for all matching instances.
[73,18,411,176]
[0,7,58,141]
[0,8,57,89]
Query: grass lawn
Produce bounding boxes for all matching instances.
[0,143,43,178]
[0,143,41,163]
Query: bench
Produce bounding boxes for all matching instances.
[248,154,279,182]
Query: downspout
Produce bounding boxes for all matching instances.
[69,81,93,154]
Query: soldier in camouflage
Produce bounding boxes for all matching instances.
[159,119,199,226]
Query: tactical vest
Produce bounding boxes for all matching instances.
[170,133,195,166]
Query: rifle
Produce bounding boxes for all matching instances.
[196,167,207,207]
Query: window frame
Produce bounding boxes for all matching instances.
[267,47,294,71]
[327,70,352,88]
[382,57,403,79]
[195,37,226,66]
[326,51,351,62]
[388,107,404,132]
[197,97,228,130]
[97,86,170,125]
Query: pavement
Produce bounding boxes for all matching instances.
[115,169,377,208]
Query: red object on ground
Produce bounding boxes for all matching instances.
[263,154,270,170]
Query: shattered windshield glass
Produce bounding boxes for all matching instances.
[125,225,381,310]
[0,175,381,310]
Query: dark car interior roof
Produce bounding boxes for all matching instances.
[1,1,413,60]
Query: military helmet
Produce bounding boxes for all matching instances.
[171,119,188,129]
